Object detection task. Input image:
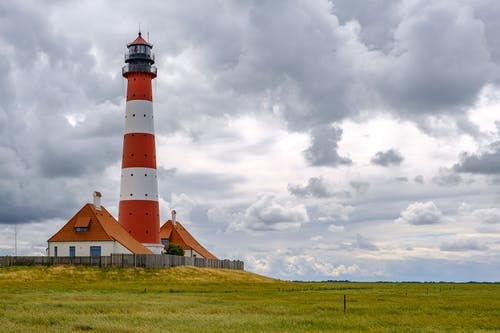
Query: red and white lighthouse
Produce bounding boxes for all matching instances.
[119,32,162,252]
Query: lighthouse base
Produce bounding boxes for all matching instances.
[143,243,165,254]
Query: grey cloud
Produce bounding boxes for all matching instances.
[371,149,404,166]
[59,0,497,141]
[303,125,352,167]
[332,0,400,51]
[394,177,408,183]
[213,1,496,135]
[476,209,500,224]
[37,135,121,178]
[288,177,336,198]
[469,208,500,225]
[53,1,500,136]
[460,206,500,234]
[414,175,424,184]
[432,168,463,186]
[158,167,247,201]
[224,1,362,129]
[440,239,487,252]
[396,201,444,225]
[230,0,498,137]
[453,141,500,174]
[356,234,378,251]
[0,2,126,224]
[310,201,353,224]
[377,2,495,119]
[349,181,370,194]
[474,1,500,66]
[0,175,100,224]
[206,206,243,231]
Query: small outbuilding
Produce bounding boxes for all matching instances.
[160,210,217,259]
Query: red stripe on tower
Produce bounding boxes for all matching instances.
[119,32,162,251]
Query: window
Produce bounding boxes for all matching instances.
[69,246,75,257]
[54,246,58,257]
[90,246,101,257]
[74,227,88,232]
[161,238,169,246]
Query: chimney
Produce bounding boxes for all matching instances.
[93,191,102,210]
[171,210,177,225]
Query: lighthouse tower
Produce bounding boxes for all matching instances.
[119,32,162,252]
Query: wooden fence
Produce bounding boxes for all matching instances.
[0,254,244,270]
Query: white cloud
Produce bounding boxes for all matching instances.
[327,224,345,233]
[456,204,500,233]
[317,202,354,223]
[396,201,444,225]
[244,255,272,274]
[471,208,500,224]
[286,255,360,278]
[168,193,197,224]
[245,252,359,278]
[310,235,324,242]
[237,193,309,231]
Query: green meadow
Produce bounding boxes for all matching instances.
[0,266,498,332]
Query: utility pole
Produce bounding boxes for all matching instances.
[14,223,17,256]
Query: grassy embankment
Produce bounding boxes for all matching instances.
[0,265,498,332]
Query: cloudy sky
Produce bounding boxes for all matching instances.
[1,0,500,281]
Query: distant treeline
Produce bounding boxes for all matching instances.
[293,280,499,284]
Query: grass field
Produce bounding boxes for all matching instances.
[0,266,498,332]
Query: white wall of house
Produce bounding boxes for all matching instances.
[47,241,131,256]
[184,248,202,258]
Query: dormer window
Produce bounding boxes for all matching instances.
[74,217,91,232]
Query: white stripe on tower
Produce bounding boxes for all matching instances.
[120,167,158,201]
[124,100,155,135]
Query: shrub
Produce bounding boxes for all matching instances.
[164,243,185,256]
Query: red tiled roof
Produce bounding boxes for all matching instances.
[128,32,152,47]
[160,221,173,239]
[160,220,217,259]
[48,204,153,254]
[74,217,91,228]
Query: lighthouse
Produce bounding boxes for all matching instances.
[47,32,219,259]
[119,32,162,252]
